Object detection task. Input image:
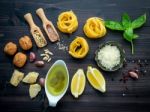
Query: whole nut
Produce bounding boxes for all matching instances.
[129,71,138,79]
[19,36,32,50]
[35,61,44,67]
[13,52,27,68]
[30,52,36,62]
[4,42,17,56]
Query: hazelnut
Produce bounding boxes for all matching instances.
[19,36,32,50]
[4,42,17,56]
[13,52,27,68]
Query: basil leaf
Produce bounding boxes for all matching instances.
[123,28,136,54]
[123,28,133,42]
[122,13,131,29]
[133,34,139,39]
[105,20,124,31]
[132,14,146,29]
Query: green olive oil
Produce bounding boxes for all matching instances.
[46,65,68,96]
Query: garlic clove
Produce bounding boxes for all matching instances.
[35,61,44,67]
[129,71,138,79]
[30,52,36,62]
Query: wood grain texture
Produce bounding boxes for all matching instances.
[0,0,150,112]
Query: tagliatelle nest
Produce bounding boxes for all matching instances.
[83,17,107,38]
[69,36,89,58]
[57,10,78,34]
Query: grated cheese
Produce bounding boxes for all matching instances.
[56,42,68,51]
[98,45,120,70]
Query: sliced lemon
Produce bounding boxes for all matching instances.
[87,66,106,93]
[71,69,86,98]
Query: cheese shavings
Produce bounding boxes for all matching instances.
[98,45,121,70]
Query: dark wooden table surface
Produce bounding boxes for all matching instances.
[0,0,150,112]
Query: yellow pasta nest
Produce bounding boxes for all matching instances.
[83,17,107,39]
[57,11,78,34]
[69,36,89,58]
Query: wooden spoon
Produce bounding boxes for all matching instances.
[24,13,47,48]
[36,8,60,42]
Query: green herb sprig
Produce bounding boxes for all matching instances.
[105,13,146,54]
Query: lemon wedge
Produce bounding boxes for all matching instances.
[87,66,106,93]
[71,69,86,98]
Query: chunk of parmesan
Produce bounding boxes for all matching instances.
[29,84,41,99]
[22,72,39,84]
[10,69,24,87]
[98,45,120,70]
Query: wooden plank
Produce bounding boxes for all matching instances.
[0,0,150,112]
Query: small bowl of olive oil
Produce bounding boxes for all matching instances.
[45,60,69,107]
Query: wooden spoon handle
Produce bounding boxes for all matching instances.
[36,8,48,23]
[24,13,36,29]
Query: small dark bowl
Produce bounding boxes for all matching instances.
[95,41,125,72]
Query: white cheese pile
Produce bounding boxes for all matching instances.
[98,45,121,70]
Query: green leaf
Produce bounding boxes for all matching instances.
[105,20,124,31]
[132,13,146,29]
[123,27,133,42]
[133,34,139,39]
[123,28,137,54]
[122,13,131,29]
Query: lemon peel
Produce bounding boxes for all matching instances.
[83,17,107,38]
[57,11,78,34]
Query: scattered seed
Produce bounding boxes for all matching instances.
[144,70,147,73]
[40,49,53,62]
[43,56,49,61]
[40,54,45,56]
[47,58,51,62]
[44,49,53,55]
[135,69,139,73]
[138,59,141,63]
[122,93,126,96]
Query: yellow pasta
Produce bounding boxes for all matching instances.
[69,36,89,58]
[57,11,78,34]
[83,17,107,39]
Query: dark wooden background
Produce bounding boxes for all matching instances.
[0,0,150,112]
